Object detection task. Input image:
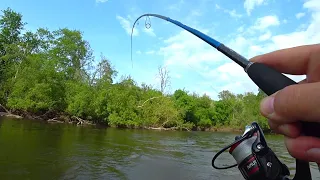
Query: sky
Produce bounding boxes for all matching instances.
[0,0,319,100]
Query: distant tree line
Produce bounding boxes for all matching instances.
[0,8,270,131]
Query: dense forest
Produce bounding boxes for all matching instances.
[0,8,270,131]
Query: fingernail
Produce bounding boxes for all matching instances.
[306,148,320,163]
[261,96,275,116]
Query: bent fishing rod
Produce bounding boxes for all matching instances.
[131,13,320,180]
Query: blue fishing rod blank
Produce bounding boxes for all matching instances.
[131,13,320,139]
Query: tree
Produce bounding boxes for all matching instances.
[218,90,236,100]
[0,8,26,104]
[50,28,94,82]
[257,88,267,99]
[0,7,275,131]
[91,54,117,86]
[0,7,25,47]
[172,89,196,125]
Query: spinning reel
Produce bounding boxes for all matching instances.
[212,122,312,180]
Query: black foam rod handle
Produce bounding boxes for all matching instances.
[246,62,320,138]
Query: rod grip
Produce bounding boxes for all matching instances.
[246,62,320,138]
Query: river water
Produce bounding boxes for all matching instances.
[0,117,319,180]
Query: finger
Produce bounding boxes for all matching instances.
[262,78,307,134]
[267,119,280,133]
[260,82,320,124]
[307,50,320,82]
[267,119,282,134]
[285,136,320,163]
[277,122,301,138]
[266,78,307,98]
[250,44,320,75]
[267,118,301,138]
[258,78,306,99]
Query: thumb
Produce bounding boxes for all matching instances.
[285,136,320,163]
[260,82,320,124]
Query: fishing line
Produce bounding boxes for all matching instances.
[186,63,220,95]
[131,15,153,68]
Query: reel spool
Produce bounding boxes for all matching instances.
[212,122,292,180]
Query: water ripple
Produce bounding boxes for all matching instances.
[0,119,319,180]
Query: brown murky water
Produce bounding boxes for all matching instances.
[0,117,319,180]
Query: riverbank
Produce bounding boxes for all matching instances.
[0,110,95,126]
[0,110,246,133]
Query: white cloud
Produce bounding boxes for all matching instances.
[191,10,202,17]
[228,0,318,65]
[145,50,155,55]
[167,0,184,11]
[201,91,219,100]
[212,63,244,78]
[96,0,108,3]
[296,12,306,19]
[136,50,142,54]
[215,4,243,18]
[173,73,182,79]
[252,15,280,30]
[158,29,225,68]
[143,27,156,37]
[203,62,258,94]
[228,10,243,18]
[237,26,244,33]
[303,0,320,11]
[244,0,265,15]
[258,31,272,41]
[116,15,138,36]
[226,35,250,53]
[268,1,320,50]
[271,32,309,49]
[156,28,259,98]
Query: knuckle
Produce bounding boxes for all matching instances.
[274,85,300,117]
[308,46,320,81]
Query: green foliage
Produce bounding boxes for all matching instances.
[6,53,66,113]
[0,8,26,104]
[65,81,95,119]
[213,99,233,126]
[0,8,271,131]
[105,76,141,127]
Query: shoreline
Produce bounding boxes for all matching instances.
[0,111,247,133]
[0,111,95,126]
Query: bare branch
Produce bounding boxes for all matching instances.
[157,65,171,93]
[71,116,94,125]
[137,96,163,108]
[0,104,10,114]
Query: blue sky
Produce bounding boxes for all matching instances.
[1,0,319,100]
